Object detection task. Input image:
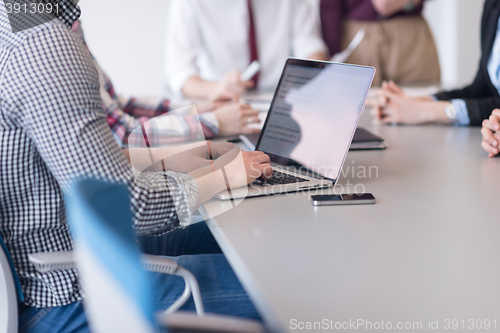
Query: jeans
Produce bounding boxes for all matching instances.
[137,219,223,256]
[18,221,261,333]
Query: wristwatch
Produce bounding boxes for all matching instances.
[403,0,417,12]
[444,103,458,124]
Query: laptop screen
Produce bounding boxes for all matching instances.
[256,59,374,181]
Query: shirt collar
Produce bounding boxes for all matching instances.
[53,0,81,28]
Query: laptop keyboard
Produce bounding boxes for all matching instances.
[251,170,310,186]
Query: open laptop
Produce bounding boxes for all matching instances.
[215,58,375,200]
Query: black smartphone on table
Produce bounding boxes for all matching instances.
[310,193,376,206]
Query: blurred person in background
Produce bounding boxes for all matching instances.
[166,0,328,100]
[370,0,500,127]
[320,0,440,87]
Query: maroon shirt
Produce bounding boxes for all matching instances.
[320,0,425,55]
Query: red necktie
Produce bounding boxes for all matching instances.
[247,0,259,87]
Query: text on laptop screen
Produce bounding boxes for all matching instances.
[257,62,373,180]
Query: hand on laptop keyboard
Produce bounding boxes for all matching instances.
[251,170,310,186]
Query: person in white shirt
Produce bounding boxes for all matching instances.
[166,0,328,99]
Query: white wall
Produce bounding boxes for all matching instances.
[79,0,485,97]
[423,0,485,89]
[78,0,171,97]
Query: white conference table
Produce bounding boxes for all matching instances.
[200,108,500,332]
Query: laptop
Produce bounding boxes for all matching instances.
[215,58,375,200]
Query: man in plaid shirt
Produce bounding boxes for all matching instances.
[0,1,272,331]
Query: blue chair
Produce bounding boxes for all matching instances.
[27,178,263,333]
[0,234,24,333]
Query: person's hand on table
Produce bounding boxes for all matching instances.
[370,80,450,125]
[365,80,405,108]
[209,70,254,101]
[214,103,261,136]
[481,109,500,157]
[365,81,434,107]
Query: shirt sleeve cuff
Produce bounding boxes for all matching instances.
[165,172,199,227]
[450,99,471,126]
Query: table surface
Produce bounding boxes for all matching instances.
[200,111,500,333]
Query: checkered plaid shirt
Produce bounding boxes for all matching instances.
[70,21,218,148]
[0,1,198,308]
